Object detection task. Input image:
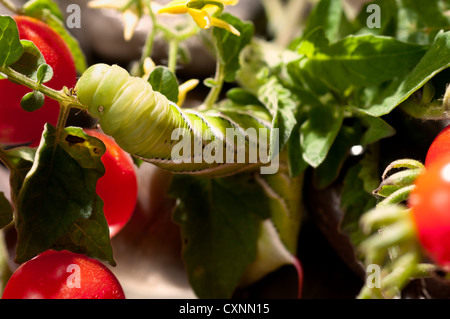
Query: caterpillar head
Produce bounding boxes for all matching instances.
[75,63,130,118]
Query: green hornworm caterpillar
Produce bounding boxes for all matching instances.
[75,64,279,176]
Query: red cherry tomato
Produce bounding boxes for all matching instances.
[85,129,138,237]
[2,250,125,299]
[0,16,77,146]
[408,155,450,270]
[425,124,450,168]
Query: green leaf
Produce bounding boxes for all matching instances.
[0,192,13,229]
[303,0,344,42]
[148,66,179,103]
[286,122,309,178]
[212,13,254,82]
[254,167,303,254]
[225,88,263,107]
[353,0,450,44]
[363,30,450,117]
[396,0,450,44]
[311,108,394,189]
[36,63,53,84]
[9,40,46,81]
[298,28,427,92]
[300,103,344,168]
[286,57,329,96]
[354,111,396,146]
[25,6,87,73]
[3,147,36,207]
[236,40,299,95]
[340,157,378,250]
[313,124,362,189]
[20,90,45,112]
[358,145,381,194]
[14,124,114,265]
[284,88,330,176]
[0,15,24,68]
[169,174,270,298]
[258,77,298,159]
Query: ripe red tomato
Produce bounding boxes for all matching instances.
[0,16,77,146]
[425,124,450,167]
[85,129,138,237]
[408,154,450,270]
[1,250,125,299]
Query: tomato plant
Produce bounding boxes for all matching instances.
[1,250,125,299]
[2,0,450,302]
[0,15,76,146]
[85,129,138,238]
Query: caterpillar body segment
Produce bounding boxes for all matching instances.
[75,64,276,176]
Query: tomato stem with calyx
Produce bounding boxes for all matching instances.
[0,67,86,111]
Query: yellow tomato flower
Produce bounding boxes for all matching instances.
[177,79,200,106]
[158,0,240,36]
[141,57,156,80]
[88,0,154,41]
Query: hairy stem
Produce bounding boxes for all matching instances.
[55,102,72,139]
[137,1,157,74]
[168,38,179,74]
[0,67,86,110]
[204,61,225,109]
[377,185,416,207]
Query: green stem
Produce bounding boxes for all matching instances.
[377,185,416,207]
[357,284,384,299]
[135,1,157,75]
[260,0,285,37]
[0,67,86,110]
[168,38,179,74]
[204,61,225,109]
[0,0,23,14]
[382,159,424,180]
[275,0,309,47]
[382,252,419,299]
[55,102,72,138]
[142,22,156,60]
[412,263,438,278]
[260,0,310,46]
